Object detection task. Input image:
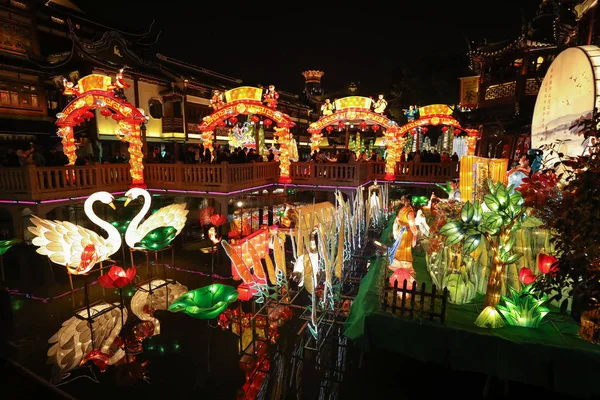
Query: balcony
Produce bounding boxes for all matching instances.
[161,117,184,133]
[0,161,459,203]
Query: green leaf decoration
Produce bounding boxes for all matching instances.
[110,220,131,235]
[522,215,543,228]
[504,252,523,265]
[134,226,177,251]
[168,284,239,320]
[461,202,474,224]
[472,201,483,225]
[439,221,463,237]
[463,234,481,255]
[0,239,21,256]
[485,213,504,231]
[445,232,465,246]
[436,181,453,195]
[486,179,497,196]
[503,235,516,254]
[412,195,429,207]
[509,193,523,206]
[483,194,501,212]
[496,285,549,328]
[496,185,509,209]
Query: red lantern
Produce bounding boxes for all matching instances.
[98,265,137,288]
[326,125,334,133]
[454,128,461,135]
[210,213,227,227]
[100,109,112,118]
[229,116,238,125]
[372,124,380,132]
[538,253,558,275]
[410,129,417,136]
[263,119,272,127]
[217,120,226,127]
[112,114,123,121]
[73,116,84,124]
[338,121,345,130]
[359,121,367,130]
[442,126,448,132]
[250,115,260,123]
[83,111,94,120]
[421,127,428,133]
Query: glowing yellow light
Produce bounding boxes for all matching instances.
[274,127,292,183]
[334,96,372,111]
[225,86,263,102]
[78,74,112,93]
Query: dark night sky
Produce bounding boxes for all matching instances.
[72,0,543,95]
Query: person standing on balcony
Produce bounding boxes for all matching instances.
[451,152,459,162]
[267,149,275,162]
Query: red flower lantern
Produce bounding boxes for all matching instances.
[263,119,273,127]
[100,108,112,118]
[372,124,380,132]
[210,213,227,227]
[98,265,137,289]
[326,125,334,133]
[229,116,238,125]
[389,268,417,290]
[538,253,558,275]
[518,267,537,285]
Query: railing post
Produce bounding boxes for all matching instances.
[23,164,39,201]
[221,162,229,189]
[175,161,184,185]
[94,162,102,190]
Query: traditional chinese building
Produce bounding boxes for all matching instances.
[456,0,597,164]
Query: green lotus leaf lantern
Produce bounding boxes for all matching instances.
[134,226,177,251]
[0,239,21,257]
[168,284,239,320]
[110,220,131,235]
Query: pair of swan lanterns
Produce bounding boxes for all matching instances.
[28,188,188,277]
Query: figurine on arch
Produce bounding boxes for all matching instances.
[210,90,225,110]
[263,85,279,109]
[372,94,388,114]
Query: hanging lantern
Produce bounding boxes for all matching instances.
[410,129,417,136]
[372,124,380,132]
[112,114,123,121]
[422,127,428,133]
[441,126,448,132]
[83,111,94,120]
[338,121,345,130]
[73,116,84,124]
[263,119,272,127]
[100,109,112,118]
[250,115,260,124]
[454,128,461,135]
[359,121,367,130]
[217,120,226,127]
[325,125,334,133]
[229,116,238,125]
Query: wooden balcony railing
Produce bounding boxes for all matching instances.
[0,161,459,201]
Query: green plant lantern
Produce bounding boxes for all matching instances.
[134,226,177,252]
[412,195,429,207]
[110,220,131,235]
[496,284,549,328]
[435,181,452,195]
[168,284,239,320]
[439,180,527,328]
[0,238,21,282]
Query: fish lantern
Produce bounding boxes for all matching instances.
[538,253,558,275]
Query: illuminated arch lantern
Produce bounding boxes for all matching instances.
[199,86,296,184]
[56,72,148,188]
[307,96,403,180]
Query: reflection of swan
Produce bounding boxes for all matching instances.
[123,188,188,249]
[29,191,121,274]
[47,302,126,383]
[130,279,188,335]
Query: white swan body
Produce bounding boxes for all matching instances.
[28,191,121,274]
[123,188,188,249]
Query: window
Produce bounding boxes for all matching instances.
[172,101,182,118]
[0,23,33,54]
[0,81,42,109]
[148,98,163,119]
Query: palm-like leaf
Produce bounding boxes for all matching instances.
[0,239,21,256]
[496,285,549,328]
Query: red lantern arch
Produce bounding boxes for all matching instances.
[56,72,147,188]
[198,86,295,183]
[308,96,403,180]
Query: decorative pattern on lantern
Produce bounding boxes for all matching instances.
[334,96,372,111]
[310,131,323,153]
[274,126,292,184]
[224,86,263,103]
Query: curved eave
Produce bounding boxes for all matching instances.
[469,38,555,60]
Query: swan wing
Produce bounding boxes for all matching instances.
[137,203,188,240]
[28,215,111,269]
